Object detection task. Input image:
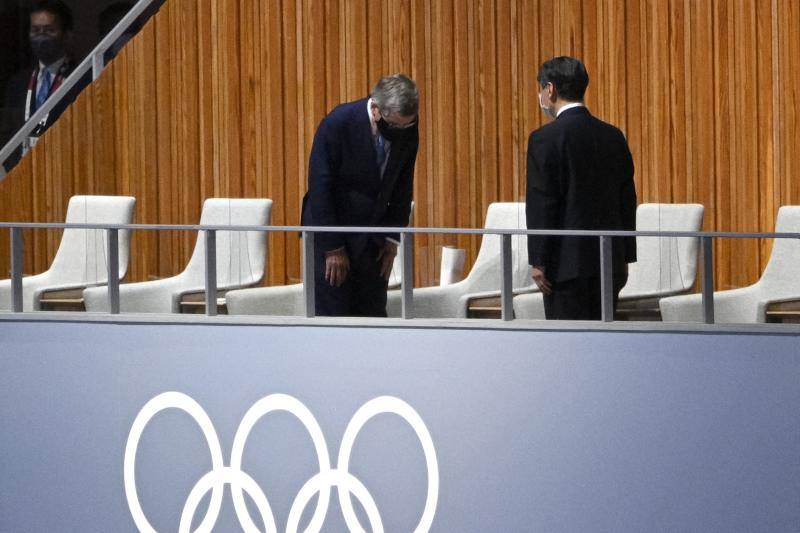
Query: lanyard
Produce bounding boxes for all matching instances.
[24,63,68,124]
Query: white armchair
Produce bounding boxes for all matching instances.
[387,201,414,290]
[386,202,535,318]
[83,198,271,313]
[438,246,466,286]
[660,205,800,323]
[513,203,705,320]
[227,247,416,316]
[620,204,703,298]
[0,195,135,311]
[228,202,414,316]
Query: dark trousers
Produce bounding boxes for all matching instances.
[543,272,627,320]
[314,240,389,317]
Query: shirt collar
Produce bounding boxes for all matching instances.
[39,57,66,77]
[367,98,379,136]
[556,102,586,117]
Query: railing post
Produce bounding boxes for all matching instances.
[701,236,715,324]
[92,52,105,80]
[500,234,513,321]
[106,229,120,314]
[10,227,23,312]
[401,231,414,319]
[600,236,614,322]
[302,231,315,318]
[204,229,217,317]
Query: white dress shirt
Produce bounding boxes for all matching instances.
[36,57,66,97]
[556,102,586,117]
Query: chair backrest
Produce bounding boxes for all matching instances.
[48,195,136,284]
[464,202,531,291]
[183,198,272,287]
[759,206,800,292]
[620,203,704,298]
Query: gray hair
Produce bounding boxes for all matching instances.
[370,74,419,117]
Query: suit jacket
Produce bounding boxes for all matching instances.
[526,106,637,282]
[301,97,418,256]
[1,59,89,170]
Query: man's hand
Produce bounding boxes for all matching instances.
[532,265,552,295]
[377,240,398,280]
[325,247,350,287]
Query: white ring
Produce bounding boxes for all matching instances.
[179,466,276,533]
[123,392,225,533]
[229,394,331,533]
[337,396,439,533]
[287,469,383,533]
[124,393,438,532]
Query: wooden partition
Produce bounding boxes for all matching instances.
[1,0,799,290]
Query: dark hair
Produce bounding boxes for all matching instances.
[370,74,419,117]
[30,0,74,32]
[536,56,589,102]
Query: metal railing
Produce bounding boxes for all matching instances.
[0,0,158,175]
[2,221,799,323]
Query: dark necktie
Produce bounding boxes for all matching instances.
[375,134,387,172]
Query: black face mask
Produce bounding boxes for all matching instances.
[377,117,417,143]
[30,35,65,65]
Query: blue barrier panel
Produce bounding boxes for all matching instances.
[1,319,799,532]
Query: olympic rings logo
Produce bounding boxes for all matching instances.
[124,392,439,533]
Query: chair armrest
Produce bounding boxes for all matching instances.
[460,284,540,302]
[178,289,230,315]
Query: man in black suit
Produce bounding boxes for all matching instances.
[1,0,88,172]
[526,56,637,320]
[302,74,419,316]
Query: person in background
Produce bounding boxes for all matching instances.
[1,0,89,172]
[526,56,637,320]
[302,74,419,317]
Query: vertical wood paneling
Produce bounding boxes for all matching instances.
[411,0,436,282]
[1,0,798,293]
[432,0,454,238]
[733,0,760,286]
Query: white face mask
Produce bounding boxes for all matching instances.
[538,90,556,119]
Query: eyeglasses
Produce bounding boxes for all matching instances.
[380,113,417,130]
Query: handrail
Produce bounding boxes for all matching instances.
[0,0,159,176]
[0,221,798,240]
[3,222,799,322]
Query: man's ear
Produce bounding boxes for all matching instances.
[546,83,558,104]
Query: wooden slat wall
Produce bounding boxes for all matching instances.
[1,0,799,290]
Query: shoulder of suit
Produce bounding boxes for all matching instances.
[326,98,368,122]
[590,115,627,140]
[528,119,560,143]
[556,110,626,137]
[315,99,367,144]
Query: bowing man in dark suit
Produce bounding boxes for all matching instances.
[526,56,637,320]
[302,74,419,316]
